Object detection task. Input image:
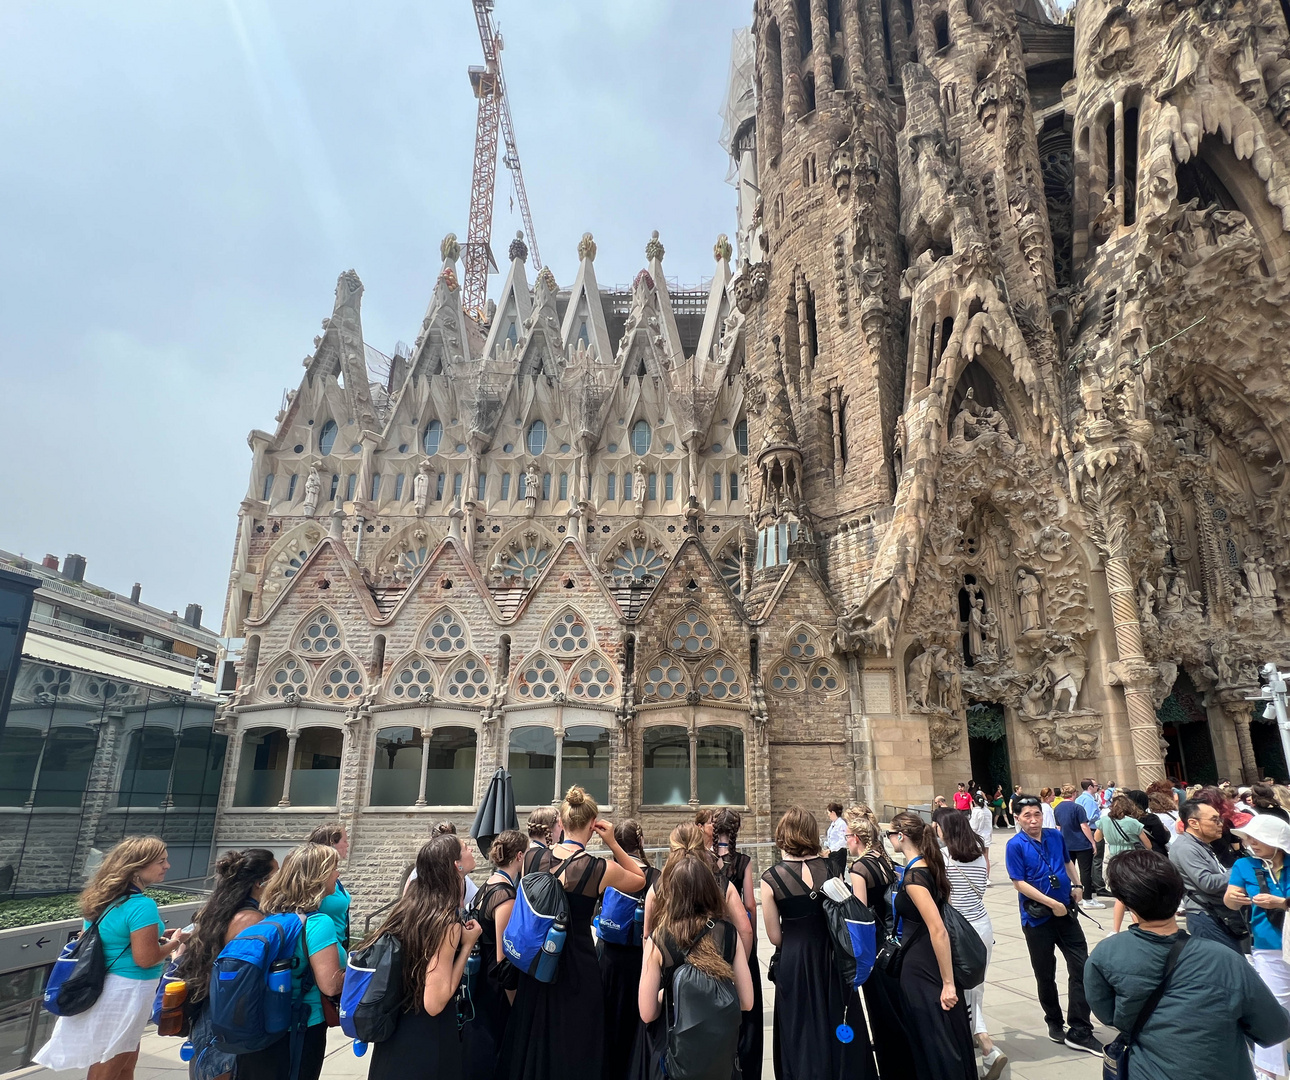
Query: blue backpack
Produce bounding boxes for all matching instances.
[820,877,878,991]
[208,913,309,1054]
[502,869,569,983]
[338,932,403,1043]
[597,887,644,946]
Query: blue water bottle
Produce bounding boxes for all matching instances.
[353,1040,368,1057]
[179,1040,195,1062]
[465,944,481,992]
[632,902,645,945]
[265,960,292,1033]
[534,916,566,983]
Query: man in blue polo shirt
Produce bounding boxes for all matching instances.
[1006,794,1102,1056]
[1075,778,1106,894]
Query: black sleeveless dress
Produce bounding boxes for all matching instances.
[892,865,976,1080]
[655,920,740,1080]
[761,858,878,1080]
[598,861,660,1080]
[718,848,763,1080]
[367,976,464,1080]
[851,853,917,1079]
[498,851,607,1080]
[462,876,518,1080]
[523,844,555,875]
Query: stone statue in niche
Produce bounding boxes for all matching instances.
[634,461,647,518]
[413,461,432,516]
[974,80,999,131]
[1044,649,1087,713]
[967,590,986,660]
[1016,568,1043,632]
[907,645,947,710]
[524,462,540,517]
[303,464,322,518]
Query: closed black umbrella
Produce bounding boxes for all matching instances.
[470,767,518,849]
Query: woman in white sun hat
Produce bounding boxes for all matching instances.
[1226,813,1290,1080]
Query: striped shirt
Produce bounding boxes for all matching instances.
[943,854,989,922]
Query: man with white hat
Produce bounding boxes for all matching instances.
[1226,813,1290,1079]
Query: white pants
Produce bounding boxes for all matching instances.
[964,911,995,1036]
[1252,949,1290,1077]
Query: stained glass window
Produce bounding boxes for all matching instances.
[671,611,715,654]
[425,611,468,654]
[612,545,666,583]
[299,612,342,653]
[546,612,590,652]
[734,419,749,455]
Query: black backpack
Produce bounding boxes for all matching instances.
[663,923,742,1080]
[337,932,403,1044]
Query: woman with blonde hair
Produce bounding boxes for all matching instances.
[305,822,351,948]
[761,806,878,1079]
[366,833,482,1080]
[233,843,345,1080]
[499,785,645,1080]
[34,837,188,1079]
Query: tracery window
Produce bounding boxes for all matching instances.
[546,611,590,653]
[808,661,843,694]
[612,545,666,583]
[671,610,716,654]
[400,545,430,572]
[770,660,802,692]
[569,654,615,701]
[734,419,748,455]
[388,656,434,699]
[424,611,468,655]
[631,419,652,455]
[697,655,743,700]
[318,420,338,455]
[642,657,687,701]
[264,657,308,699]
[502,545,551,582]
[283,549,310,580]
[717,550,742,596]
[318,657,363,701]
[526,420,548,455]
[515,655,559,700]
[298,612,342,654]
[443,655,490,701]
[787,629,820,661]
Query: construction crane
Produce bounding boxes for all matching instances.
[462,0,541,323]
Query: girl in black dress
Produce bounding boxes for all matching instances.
[366,835,483,1080]
[498,786,645,1080]
[463,830,525,1080]
[523,807,562,875]
[760,806,878,1080]
[886,812,976,1080]
[598,820,658,1080]
[714,808,763,1080]
[846,805,917,1080]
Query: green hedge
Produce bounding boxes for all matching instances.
[0,889,199,930]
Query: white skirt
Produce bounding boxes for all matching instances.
[33,972,157,1068]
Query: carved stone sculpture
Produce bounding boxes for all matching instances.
[1017,568,1043,632]
[414,461,432,516]
[302,464,322,518]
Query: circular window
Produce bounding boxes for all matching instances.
[788,632,818,660]
[390,659,433,698]
[770,661,801,692]
[810,663,841,693]
[398,443,409,453]
[643,661,687,700]
[571,655,614,700]
[664,442,675,453]
[671,611,715,654]
[517,656,559,699]
[547,612,590,652]
[698,657,742,699]
[425,612,467,653]
[266,658,308,697]
[526,421,548,456]
[322,658,362,699]
[446,657,489,700]
[711,443,722,454]
[299,613,342,652]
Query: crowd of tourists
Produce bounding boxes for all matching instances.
[30,775,1290,1080]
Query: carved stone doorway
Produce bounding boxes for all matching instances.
[1250,714,1289,782]
[1156,672,1218,786]
[967,703,1012,796]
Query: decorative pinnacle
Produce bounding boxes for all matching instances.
[508,230,528,264]
[440,233,461,265]
[578,232,597,262]
[645,230,665,262]
[714,234,732,262]
[536,266,557,293]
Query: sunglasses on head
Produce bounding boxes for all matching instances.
[1015,797,1042,809]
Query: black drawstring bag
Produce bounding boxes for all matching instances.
[43,897,130,1017]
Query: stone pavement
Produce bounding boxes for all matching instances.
[17,829,1112,1080]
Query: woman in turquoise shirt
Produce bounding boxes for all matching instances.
[307,822,351,948]
[33,836,189,1078]
[1226,814,1290,1079]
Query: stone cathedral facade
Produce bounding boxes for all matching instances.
[216,0,1290,902]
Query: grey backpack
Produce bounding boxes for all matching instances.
[663,922,741,1080]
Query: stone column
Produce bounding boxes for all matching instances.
[278,730,299,807]
[1105,554,1167,784]
[416,723,432,807]
[781,0,808,121]
[688,703,700,808]
[1215,689,1260,784]
[811,0,833,95]
[552,701,566,807]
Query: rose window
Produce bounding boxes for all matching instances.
[516,656,559,699]
[35,667,72,697]
[399,546,430,572]
[612,545,666,583]
[770,661,801,693]
[425,612,467,655]
[809,663,842,693]
[299,613,342,653]
[283,549,310,579]
[570,655,614,701]
[321,658,362,700]
[390,658,433,699]
[717,551,742,596]
[502,545,551,582]
[546,612,589,653]
[643,659,687,701]
[787,631,819,661]
[697,656,742,700]
[445,657,489,700]
[670,611,715,654]
[266,658,307,699]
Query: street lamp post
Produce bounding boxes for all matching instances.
[1247,664,1290,782]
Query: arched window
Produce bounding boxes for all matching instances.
[442,654,490,701]
[643,726,690,805]
[612,545,667,583]
[563,725,609,804]
[526,420,548,455]
[515,654,560,700]
[671,610,716,654]
[642,656,687,701]
[697,726,744,804]
[697,654,743,700]
[423,420,443,455]
[631,419,652,455]
[426,726,477,805]
[297,611,343,654]
[787,629,820,662]
[318,420,338,455]
[263,656,308,700]
[509,726,557,805]
[770,659,803,692]
[569,654,616,701]
[289,727,342,805]
[807,660,844,694]
[317,655,363,701]
[371,726,422,805]
[541,472,551,500]
[234,727,288,806]
[387,655,434,700]
[545,611,590,653]
[502,544,551,582]
[734,418,749,455]
[717,549,743,596]
[423,610,468,655]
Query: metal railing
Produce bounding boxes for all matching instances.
[29,613,196,667]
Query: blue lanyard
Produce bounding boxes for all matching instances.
[561,840,586,853]
[494,869,515,887]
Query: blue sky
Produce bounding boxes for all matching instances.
[0,0,749,626]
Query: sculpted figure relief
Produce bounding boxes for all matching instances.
[413,461,432,516]
[1016,568,1043,632]
[303,464,322,518]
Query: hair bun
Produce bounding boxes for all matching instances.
[566,786,585,807]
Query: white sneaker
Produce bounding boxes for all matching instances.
[1081,898,1107,909]
[981,1047,1008,1080]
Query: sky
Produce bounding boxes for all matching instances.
[0,0,750,629]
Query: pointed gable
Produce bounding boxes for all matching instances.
[560,233,614,364]
[695,237,734,371]
[408,234,475,380]
[481,237,534,360]
[249,536,382,628]
[302,269,377,431]
[633,537,748,636]
[386,537,501,628]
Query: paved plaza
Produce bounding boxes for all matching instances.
[17,831,1112,1080]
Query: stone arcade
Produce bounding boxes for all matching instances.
[215,0,1290,906]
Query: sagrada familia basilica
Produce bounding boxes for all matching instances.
[214,0,1290,896]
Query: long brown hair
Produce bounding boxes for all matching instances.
[890,812,952,901]
[526,807,558,845]
[614,819,648,863]
[80,836,168,920]
[361,835,462,1006]
[177,848,276,1002]
[305,822,345,847]
[653,854,732,980]
[1109,793,1144,822]
[933,807,985,863]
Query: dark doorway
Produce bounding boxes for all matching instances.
[1156,671,1218,786]
[1251,711,1290,782]
[968,702,1012,796]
